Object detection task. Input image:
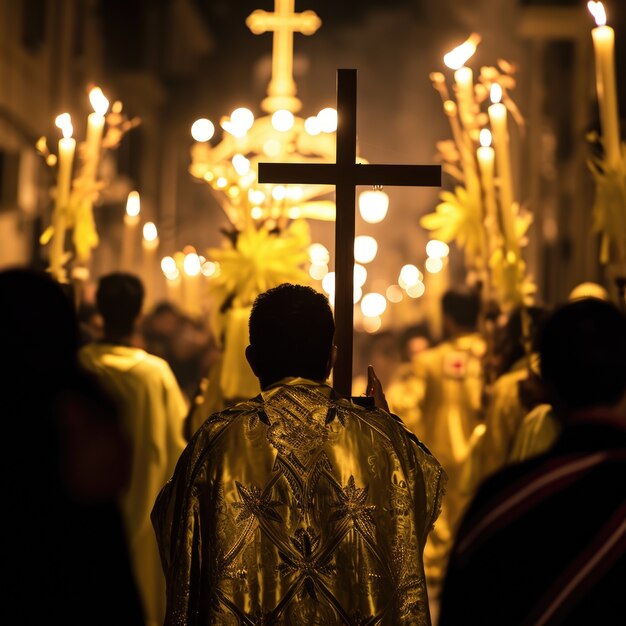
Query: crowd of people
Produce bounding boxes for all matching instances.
[2,266,624,625]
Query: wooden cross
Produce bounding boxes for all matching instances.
[258,69,441,397]
[246,0,321,113]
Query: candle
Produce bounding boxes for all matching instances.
[444,33,481,132]
[488,84,518,257]
[50,113,76,281]
[182,251,201,317]
[588,1,621,168]
[85,87,109,172]
[477,128,498,246]
[142,222,159,311]
[122,191,140,270]
[161,256,182,306]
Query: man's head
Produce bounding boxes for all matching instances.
[442,288,480,336]
[247,284,335,389]
[96,273,144,337]
[540,298,626,417]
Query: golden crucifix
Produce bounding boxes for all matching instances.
[246,0,321,113]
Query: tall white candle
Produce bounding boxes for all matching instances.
[122,191,140,271]
[50,114,76,281]
[182,252,202,317]
[142,222,159,311]
[488,84,518,257]
[588,2,621,168]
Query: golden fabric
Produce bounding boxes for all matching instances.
[152,378,446,625]
[408,333,485,471]
[396,333,484,588]
[462,355,537,495]
[509,403,560,462]
[79,343,188,626]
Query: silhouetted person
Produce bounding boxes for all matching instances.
[440,298,626,625]
[406,288,486,591]
[152,283,446,625]
[0,268,144,625]
[79,273,187,626]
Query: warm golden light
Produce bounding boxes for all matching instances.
[230,107,254,130]
[308,243,330,265]
[353,285,363,304]
[272,185,287,201]
[272,109,295,132]
[399,264,420,288]
[183,252,201,277]
[55,113,73,139]
[201,261,218,277]
[317,107,338,133]
[304,116,321,135]
[309,263,328,280]
[126,191,140,217]
[232,154,251,176]
[490,83,503,104]
[354,263,368,288]
[425,256,444,273]
[479,128,492,148]
[216,177,228,188]
[354,235,378,264]
[443,33,481,70]
[191,118,215,142]
[407,281,426,298]
[361,292,387,318]
[588,1,607,26]
[161,256,177,275]
[143,222,158,242]
[249,189,266,205]
[363,316,382,333]
[386,284,403,303]
[89,87,110,116]
[322,271,335,295]
[426,239,450,258]
[358,190,389,224]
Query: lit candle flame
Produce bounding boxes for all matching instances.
[161,256,177,275]
[143,221,158,242]
[55,113,73,139]
[587,1,607,26]
[126,191,140,217]
[490,83,503,104]
[443,33,481,70]
[480,128,492,147]
[89,87,110,116]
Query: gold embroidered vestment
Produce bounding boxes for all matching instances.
[152,379,445,625]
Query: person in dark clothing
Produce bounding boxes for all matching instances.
[439,298,626,625]
[0,268,144,625]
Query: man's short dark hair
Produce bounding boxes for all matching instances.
[249,284,334,388]
[540,298,626,412]
[442,288,480,329]
[96,273,144,335]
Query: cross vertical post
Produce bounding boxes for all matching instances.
[334,69,358,397]
[258,69,441,397]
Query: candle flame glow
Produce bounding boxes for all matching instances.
[126,191,140,217]
[479,128,492,147]
[143,221,158,242]
[587,1,607,27]
[89,87,110,116]
[55,113,73,139]
[490,83,503,104]
[443,33,481,70]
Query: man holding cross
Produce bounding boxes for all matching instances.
[152,284,445,625]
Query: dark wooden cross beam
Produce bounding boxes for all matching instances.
[258,69,441,397]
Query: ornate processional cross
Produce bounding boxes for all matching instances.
[246,0,321,113]
[259,69,441,397]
